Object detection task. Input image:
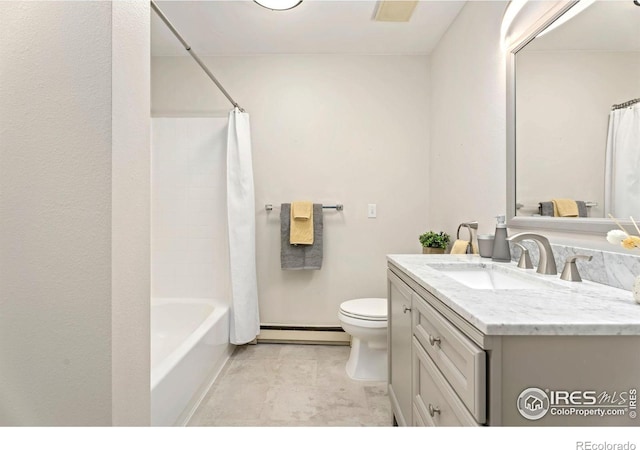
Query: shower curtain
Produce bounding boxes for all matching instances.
[227,108,260,345]
[604,105,640,218]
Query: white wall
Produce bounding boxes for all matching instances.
[516,51,640,217]
[151,118,230,301]
[0,1,150,425]
[429,1,509,238]
[152,55,430,326]
[111,1,151,426]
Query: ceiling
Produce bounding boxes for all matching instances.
[526,0,640,52]
[151,0,466,56]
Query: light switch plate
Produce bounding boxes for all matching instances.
[368,204,377,218]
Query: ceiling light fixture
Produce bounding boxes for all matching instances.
[254,0,302,11]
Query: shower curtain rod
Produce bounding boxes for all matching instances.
[150,0,245,112]
[612,98,640,110]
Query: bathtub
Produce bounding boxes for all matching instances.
[151,298,233,426]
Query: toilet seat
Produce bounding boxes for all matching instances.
[338,311,387,329]
[339,298,387,322]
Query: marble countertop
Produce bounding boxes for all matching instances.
[387,254,640,336]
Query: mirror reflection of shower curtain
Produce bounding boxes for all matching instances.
[227,108,260,345]
[604,105,640,218]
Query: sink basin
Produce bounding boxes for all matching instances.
[430,264,557,290]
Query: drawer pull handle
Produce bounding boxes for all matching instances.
[428,404,441,417]
[428,335,441,346]
[403,305,412,313]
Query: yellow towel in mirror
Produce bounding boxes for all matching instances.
[552,198,578,217]
[290,201,314,245]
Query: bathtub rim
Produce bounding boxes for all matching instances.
[150,297,229,392]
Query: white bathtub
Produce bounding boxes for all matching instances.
[151,298,233,426]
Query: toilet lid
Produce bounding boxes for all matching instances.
[339,298,387,321]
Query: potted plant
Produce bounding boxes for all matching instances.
[419,231,450,254]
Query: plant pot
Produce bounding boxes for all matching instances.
[422,247,445,255]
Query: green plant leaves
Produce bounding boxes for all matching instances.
[419,231,451,249]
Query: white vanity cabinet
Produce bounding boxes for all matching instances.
[387,257,640,427]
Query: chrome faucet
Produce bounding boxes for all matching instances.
[506,233,557,275]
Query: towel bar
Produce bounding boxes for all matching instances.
[265,203,343,212]
[535,201,597,216]
[515,201,597,212]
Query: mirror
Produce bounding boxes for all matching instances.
[507,0,640,233]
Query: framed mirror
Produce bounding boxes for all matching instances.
[507,0,640,234]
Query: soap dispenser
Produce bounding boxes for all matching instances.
[491,215,511,262]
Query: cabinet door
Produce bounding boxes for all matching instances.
[387,270,413,426]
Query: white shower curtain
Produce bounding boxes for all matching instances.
[604,105,640,218]
[226,108,260,345]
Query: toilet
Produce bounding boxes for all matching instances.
[338,298,388,381]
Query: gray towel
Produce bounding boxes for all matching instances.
[280,203,323,270]
[539,201,554,216]
[576,201,588,218]
[539,201,587,217]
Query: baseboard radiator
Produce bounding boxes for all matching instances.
[257,325,350,345]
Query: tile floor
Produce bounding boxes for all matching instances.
[188,343,392,427]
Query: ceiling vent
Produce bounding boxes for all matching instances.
[373,0,418,22]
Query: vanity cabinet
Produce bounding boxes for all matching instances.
[387,259,640,427]
[388,267,485,426]
[387,270,413,426]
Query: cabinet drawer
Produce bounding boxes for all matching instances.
[412,293,486,423]
[413,337,479,427]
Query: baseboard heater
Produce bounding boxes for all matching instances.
[257,325,350,345]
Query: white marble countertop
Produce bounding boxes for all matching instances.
[387,254,640,336]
